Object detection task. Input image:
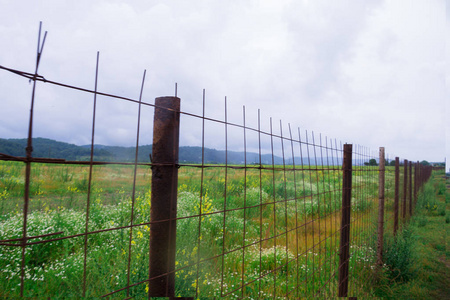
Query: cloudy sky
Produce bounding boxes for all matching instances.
[0,0,447,165]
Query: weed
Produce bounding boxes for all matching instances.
[56,167,73,183]
[414,215,427,227]
[0,161,396,297]
[435,181,446,195]
[383,228,415,282]
[417,182,437,212]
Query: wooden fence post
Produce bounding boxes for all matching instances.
[149,96,180,298]
[338,144,352,297]
[402,159,408,222]
[394,157,400,236]
[377,147,385,266]
[409,161,413,216]
[414,161,418,207]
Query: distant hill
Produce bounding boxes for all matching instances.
[0,137,331,165]
[0,138,112,161]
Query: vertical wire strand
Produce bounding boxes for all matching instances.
[324,137,333,294]
[311,132,322,295]
[364,146,370,281]
[126,70,146,297]
[269,117,277,296]
[357,146,362,294]
[305,130,315,295]
[357,145,363,292]
[359,146,364,290]
[318,133,328,294]
[330,138,337,295]
[363,145,367,292]
[288,124,300,298]
[279,120,289,297]
[83,51,99,297]
[334,139,341,296]
[368,147,373,286]
[257,109,263,298]
[20,22,47,297]
[298,128,308,297]
[220,96,228,297]
[195,89,206,298]
[241,106,247,298]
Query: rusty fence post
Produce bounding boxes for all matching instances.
[417,163,422,191]
[402,159,408,222]
[377,147,385,266]
[409,161,413,216]
[393,157,400,236]
[414,161,418,207]
[338,144,352,297]
[149,96,180,298]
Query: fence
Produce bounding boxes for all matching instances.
[0,24,433,298]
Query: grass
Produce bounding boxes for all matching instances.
[372,170,450,299]
[0,160,388,297]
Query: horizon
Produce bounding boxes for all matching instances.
[1,136,445,164]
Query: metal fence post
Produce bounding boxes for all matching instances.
[338,144,352,297]
[414,161,418,207]
[377,147,385,266]
[149,96,180,298]
[394,157,400,236]
[402,159,408,222]
[417,163,422,191]
[409,161,412,216]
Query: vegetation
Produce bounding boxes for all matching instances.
[372,170,449,299]
[364,158,378,166]
[420,160,430,166]
[0,159,423,298]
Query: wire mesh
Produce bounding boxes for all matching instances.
[0,25,433,298]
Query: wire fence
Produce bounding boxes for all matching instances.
[0,24,433,299]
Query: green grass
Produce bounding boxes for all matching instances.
[372,171,450,299]
[0,161,387,297]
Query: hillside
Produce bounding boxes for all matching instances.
[0,137,298,164]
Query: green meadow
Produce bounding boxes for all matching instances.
[0,160,393,298]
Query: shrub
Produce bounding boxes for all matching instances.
[414,215,427,227]
[436,181,446,195]
[417,182,437,211]
[383,229,415,282]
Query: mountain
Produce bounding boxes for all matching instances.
[0,137,335,165]
[0,138,112,161]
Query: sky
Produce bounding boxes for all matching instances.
[0,0,447,164]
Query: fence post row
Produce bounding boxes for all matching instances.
[377,147,385,266]
[338,144,352,297]
[149,96,181,298]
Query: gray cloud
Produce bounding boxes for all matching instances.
[0,0,445,162]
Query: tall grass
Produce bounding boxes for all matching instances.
[0,161,380,298]
[372,173,449,299]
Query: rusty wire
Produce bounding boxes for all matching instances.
[0,25,433,299]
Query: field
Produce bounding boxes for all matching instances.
[1,160,390,298]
